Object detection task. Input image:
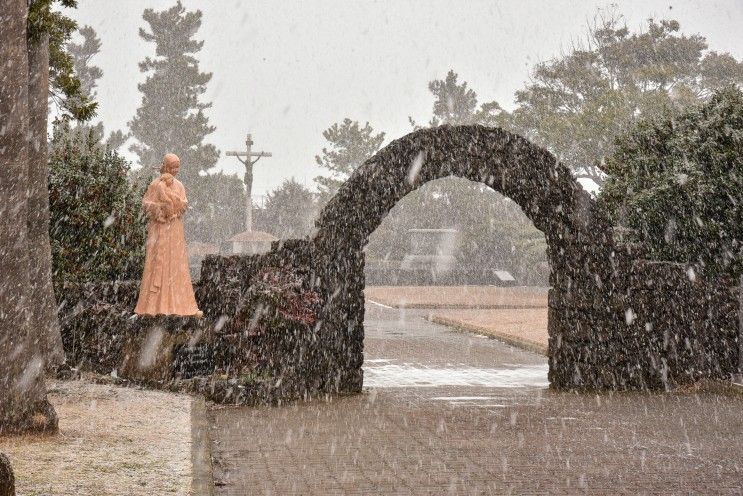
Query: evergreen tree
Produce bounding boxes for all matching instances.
[49,124,147,289]
[0,0,59,435]
[314,118,385,201]
[65,25,126,150]
[186,172,245,242]
[409,70,505,129]
[254,178,317,239]
[505,13,743,184]
[28,0,97,121]
[129,2,241,243]
[129,1,218,179]
[367,178,548,284]
[67,25,100,101]
[367,71,547,284]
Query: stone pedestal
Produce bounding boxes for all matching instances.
[119,316,214,382]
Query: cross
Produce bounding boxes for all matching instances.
[226,133,273,232]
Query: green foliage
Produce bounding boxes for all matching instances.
[66,24,101,100]
[409,70,506,128]
[381,71,546,284]
[504,13,743,184]
[600,87,743,278]
[28,0,97,121]
[254,178,317,239]
[66,24,128,150]
[314,118,385,200]
[185,172,245,243]
[48,123,147,291]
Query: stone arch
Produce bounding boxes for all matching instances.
[309,125,619,392]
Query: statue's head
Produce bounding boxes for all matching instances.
[161,153,180,175]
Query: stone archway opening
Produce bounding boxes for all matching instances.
[359,174,552,389]
[364,176,550,285]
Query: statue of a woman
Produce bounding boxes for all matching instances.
[134,153,202,317]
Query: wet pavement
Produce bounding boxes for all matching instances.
[208,303,743,495]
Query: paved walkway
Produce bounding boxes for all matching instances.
[208,304,743,495]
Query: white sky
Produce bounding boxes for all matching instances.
[68,0,743,198]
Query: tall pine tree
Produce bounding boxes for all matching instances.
[129,2,242,243]
[0,0,59,434]
[314,118,385,202]
[129,2,218,179]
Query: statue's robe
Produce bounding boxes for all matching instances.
[134,175,200,316]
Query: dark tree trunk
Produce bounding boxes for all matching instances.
[27,31,64,366]
[0,0,58,435]
[0,453,14,496]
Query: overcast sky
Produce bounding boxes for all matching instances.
[68,0,743,199]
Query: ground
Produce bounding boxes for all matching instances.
[367,286,549,353]
[0,379,192,496]
[208,303,743,495]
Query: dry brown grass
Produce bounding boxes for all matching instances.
[430,307,548,354]
[0,379,192,495]
[365,285,548,309]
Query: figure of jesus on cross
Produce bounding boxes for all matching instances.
[226,133,272,232]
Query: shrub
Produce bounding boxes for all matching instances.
[49,124,147,293]
[600,87,743,278]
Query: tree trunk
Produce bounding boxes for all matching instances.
[0,0,58,435]
[27,31,64,366]
[0,453,14,496]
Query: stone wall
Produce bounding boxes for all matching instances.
[310,124,624,393]
[59,124,741,404]
[59,239,340,404]
[59,281,213,380]
[621,261,739,387]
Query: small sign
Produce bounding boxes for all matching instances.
[174,343,214,378]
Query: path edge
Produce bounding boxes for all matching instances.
[428,315,548,356]
[191,397,214,496]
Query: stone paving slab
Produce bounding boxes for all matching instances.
[209,386,743,495]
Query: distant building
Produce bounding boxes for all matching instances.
[400,228,458,273]
[221,230,277,256]
[366,228,516,286]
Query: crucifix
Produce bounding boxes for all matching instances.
[226,133,273,232]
